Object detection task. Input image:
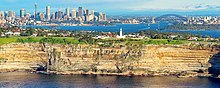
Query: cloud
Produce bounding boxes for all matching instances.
[183,3,220,10]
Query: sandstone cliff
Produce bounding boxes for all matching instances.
[0,43,47,72]
[0,43,218,76]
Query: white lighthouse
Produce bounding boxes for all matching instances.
[117,28,125,38]
[120,28,123,36]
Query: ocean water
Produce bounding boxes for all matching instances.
[24,23,220,38]
[0,72,220,88]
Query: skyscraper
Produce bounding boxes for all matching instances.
[20,9,25,18]
[94,12,100,17]
[39,13,45,20]
[71,9,76,18]
[55,11,63,20]
[78,7,83,17]
[25,13,30,19]
[51,13,55,20]
[34,3,37,19]
[99,12,103,21]
[103,13,107,21]
[46,6,50,20]
[65,8,70,17]
[91,10,94,16]
[8,10,14,18]
[85,9,89,16]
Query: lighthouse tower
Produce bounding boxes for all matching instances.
[117,28,125,38]
[120,28,123,36]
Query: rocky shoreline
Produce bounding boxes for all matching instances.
[35,70,212,78]
[0,67,218,79]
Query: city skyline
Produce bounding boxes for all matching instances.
[0,5,108,26]
[1,0,220,16]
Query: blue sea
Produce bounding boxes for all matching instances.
[0,72,220,88]
[24,23,220,38]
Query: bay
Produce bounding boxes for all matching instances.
[24,23,220,38]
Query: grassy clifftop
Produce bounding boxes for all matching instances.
[0,37,188,46]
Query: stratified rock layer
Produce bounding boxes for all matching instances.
[0,43,217,76]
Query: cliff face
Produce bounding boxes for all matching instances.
[208,52,220,77]
[0,43,217,76]
[0,43,47,72]
[46,44,216,76]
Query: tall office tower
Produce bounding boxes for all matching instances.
[83,10,86,15]
[25,13,30,19]
[56,11,63,20]
[103,13,107,21]
[46,6,50,20]
[88,14,94,21]
[4,11,7,18]
[51,13,55,20]
[34,3,37,19]
[95,12,103,21]
[78,7,83,17]
[83,9,89,21]
[39,13,45,20]
[99,12,103,21]
[94,12,99,17]
[13,12,16,18]
[94,12,100,21]
[85,9,89,16]
[20,9,26,18]
[91,10,94,16]
[55,12,58,19]
[71,9,76,18]
[65,8,70,17]
[8,10,14,17]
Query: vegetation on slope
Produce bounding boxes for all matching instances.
[0,37,188,45]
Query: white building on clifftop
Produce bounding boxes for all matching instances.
[117,28,126,38]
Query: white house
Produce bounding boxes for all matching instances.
[5,31,13,35]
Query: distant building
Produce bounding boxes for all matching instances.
[20,9,25,18]
[103,13,107,21]
[55,11,63,20]
[91,10,94,16]
[51,13,55,20]
[46,6,50,20]
[5,31,13,35]
[8,10,14,18]
[78,7,83,18]
[34,3,37,19]
[152,17,156,24]
[71,9,77,18]
[85,9,89,16]
[99,12,103,21]
[39,13,45,20]
[117,28,126,38]
[65,8,70,17]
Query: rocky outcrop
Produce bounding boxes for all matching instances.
[0,43,47,72]
[0,43,218,76]
[208,52,220,77]
[44,44,217,76]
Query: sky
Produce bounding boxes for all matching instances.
[1,0,220,16]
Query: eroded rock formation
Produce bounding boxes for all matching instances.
[0,43,218,76]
